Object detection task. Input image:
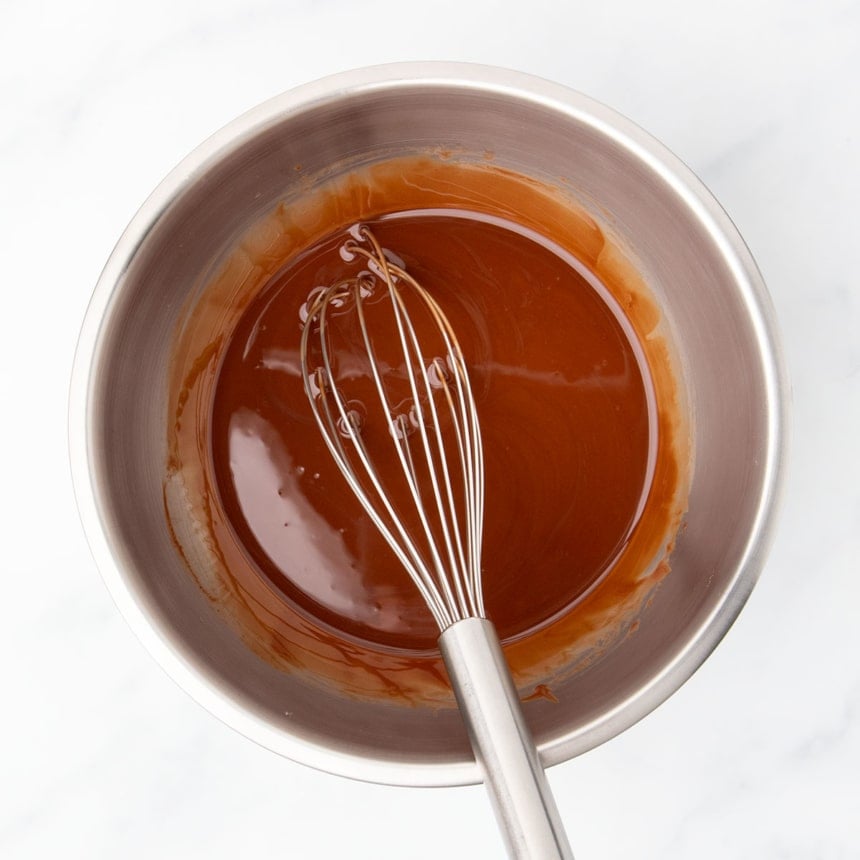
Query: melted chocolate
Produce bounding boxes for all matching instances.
[210,210,654,652]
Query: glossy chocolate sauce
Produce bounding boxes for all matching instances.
[210,210,655,652]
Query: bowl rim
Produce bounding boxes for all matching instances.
[69,61,790,787]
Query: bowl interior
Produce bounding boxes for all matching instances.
[79,67,784,786]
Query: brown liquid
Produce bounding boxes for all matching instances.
[210,210,654,652]
[166,156,689,704]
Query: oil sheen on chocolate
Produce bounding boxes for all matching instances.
[210,210,656,652]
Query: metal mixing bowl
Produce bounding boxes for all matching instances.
[70,63,788,786]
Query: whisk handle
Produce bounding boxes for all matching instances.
[439,617,574,860]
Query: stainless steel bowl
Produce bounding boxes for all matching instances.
[70,63,788,787]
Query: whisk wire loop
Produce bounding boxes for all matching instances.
[300,225,485,630]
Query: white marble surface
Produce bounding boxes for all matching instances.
[2,0,858,857]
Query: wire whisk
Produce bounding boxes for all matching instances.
[300,224,573,860]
